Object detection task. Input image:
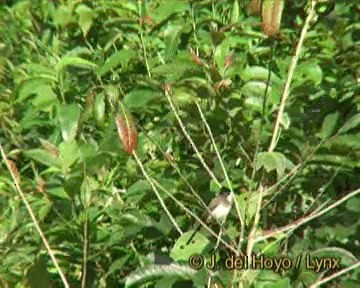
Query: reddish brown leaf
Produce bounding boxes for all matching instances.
[115,106,138,154]
[249,0,261,16]
[262,0,284,37]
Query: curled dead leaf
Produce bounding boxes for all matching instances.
[115,105,138,154]
[262,0,284,37]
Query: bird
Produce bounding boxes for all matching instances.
[186,191,233,245]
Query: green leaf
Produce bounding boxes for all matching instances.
[124,89,161,109]
[32,85,59,111]
[152,57,202,81]
[256,152,287,177]
[152,1,188,23]
[339,113,360,134]
[242,81,269,99]
[317,112,339,139]
[94,92,106,125]
[346,197,360,213]
[164,25,186,61]
[214,38,230,72]
[59,140,80,173]
[23,149,62,169]
[294,62,323,86]
[238,192,259,225]
[124,263,196,288]
[171,232,210,262]
[52,5,73,27]
[47,187,71,200]
[172,87,197,106]
[17,79,53,102]
[280,112,291,130]
[56,56,96,77]
[240,66,282,84]
[57,104,81,141]
[126,180,152,204]
[326,133,360,149]
[97,49,137,77]
[231,0,240,23]
[75,4,94,37]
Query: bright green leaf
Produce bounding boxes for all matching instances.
[24,149,62,169]
[75,4,94,37]
[57,104,81,141]
[317,112,339,139]
[170,232,210,262]
[256,152,287,177]
[59,140,80,173]
[123,89,161,109]
[94,92,106,125]
[295,62,323,86]
[97,49,137,77]
[56,56,96,77]
[339,113,360,134]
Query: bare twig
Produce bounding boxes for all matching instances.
[0,144,70,288]
[164,88,222,187]
[81,212,89,288]
[132,151,183,235]
[246,0,318,258]
[143,131,208,210]
[268,1,318,152]
[309,261,360,288]
[195,101,245,251]
[254,188,360,244]
[138,0,152,78]
[81,173,91,288]
[150,177,240,254]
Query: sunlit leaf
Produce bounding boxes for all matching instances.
[57,104,81,141]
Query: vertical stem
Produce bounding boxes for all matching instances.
[246,0,318,259]
[268,1,317,152]
[138,0,152,78]
[81,212,89,288]
[132,151,183,235]
[195,101,245,251]
[165,89,222,188]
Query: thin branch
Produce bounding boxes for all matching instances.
[150,177,240,255]
[143,131,208,210]
[246,0,318,258]
[132,151,183,235]
[195,100,245,251]
[81,212,89,288]
[309,261,360,288]
[263,137,327,207]
[268,0,318,152]
[254,187,360,244]
[246,182,264,257]
[0,144,70,288]
[81,173,90,288]
[164,88,222,187]
[138,0,152,78]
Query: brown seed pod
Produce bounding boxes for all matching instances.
[115,105,138,154]
[262,0,285,37]
[249,0,261,16]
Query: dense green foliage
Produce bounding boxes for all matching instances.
[0,0,359,287]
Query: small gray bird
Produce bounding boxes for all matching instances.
[186,191,233,245]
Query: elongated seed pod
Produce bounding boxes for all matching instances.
[115,104,138,154]
[262,0,285,37]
